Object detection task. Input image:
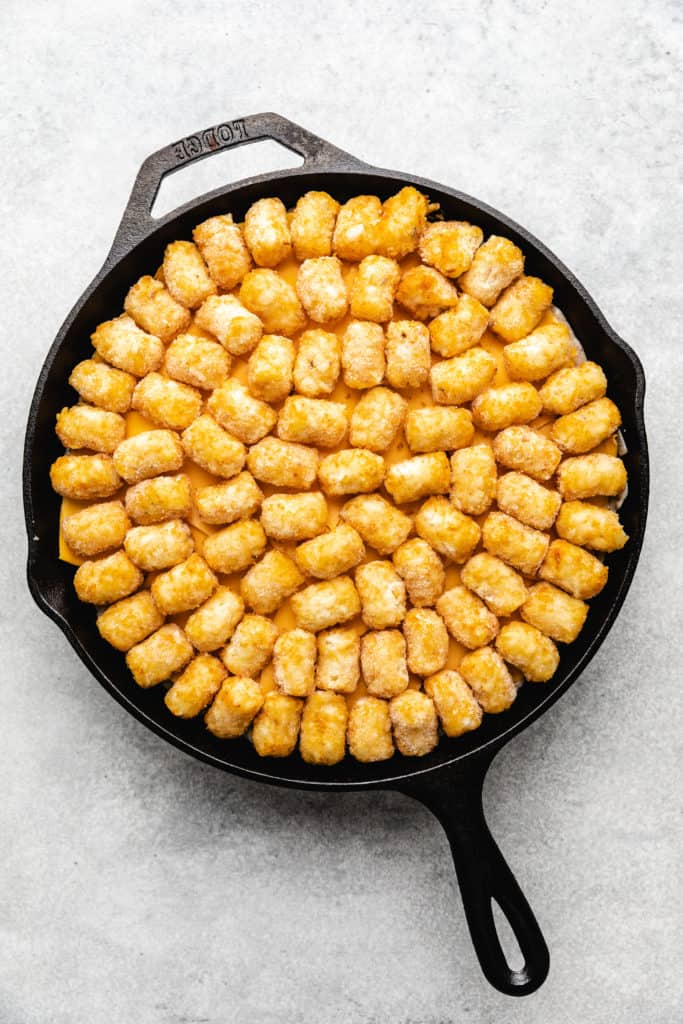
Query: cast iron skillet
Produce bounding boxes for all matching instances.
[23,113,649,996]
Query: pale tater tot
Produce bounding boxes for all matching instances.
[356,560,406,629]
[503,323,574,382]
[164,333,230,391]
[489,276,553,342]
[195,472,264,525]
[261,491,328,542]
[557,453,627,501]
[396,266,458,321]
[385,320,431,388]
[385,452,450,504]
[222,614,278,677]
[203,520,266,575]
[96,590,164,652]
[247,436,319,489]
[207,379,277,445]
[419,221,484,278]
[496,472,562,531]
[247,334,295,403]
[164,654,226,718]
[151,554,217,616]
[318,449,385,495]
[62,500,130,558]
[273,629,317,697]
[460,552,527,617]
[556,500,628,552]
[471,382,542,432]
[296,257,348,323]
[239,269,306,337]
[376,186,429,260]
[429,294,489,357]
[496,621,559,683]
[185,586,245,651]
[205,676,264,738]
[277,396,348,448]
[522,582,588,644]
[340,494,412,555]
[69,359,137,414]
[56,404,125,454]
[405,406,474,454]
[551,397,622,454]
[403,608,449,676]
[299,691,348,765]
[389,690,438,757]
[50,454,122,500]
[290,576,361,633]
[126,623,193,688]
[91,315,165,377]
[244,197,291,267]
[332,194,382,261]
[347,697,394,762]
[132,373,202,431]
[241,550,305,614]
[194,294,263,355]
[193,213,252,291]
[424,670,483,735]
[316,628,360,694]
[457,235,524,307]
[349,255,401,322]
[539,361,607,415]
[124,275,190,342]
[74,550,143,605]
[430,347,497,405]
[293,329,341,396]
[341,321,386,389]
[290,191,339,260]
[124,518,194,571]
[493,425,562,481]
[449,445,497,515]
[295,523,365,580]
[361,630,409,698]
[181,414,246,479]
[349,386,407,452]
[113,429,184,484]
[415,496,480,563]
[162,240,217,309]
[482,511,549,576]
[437,585,499,649]
[392,538,445,607]
[252,692,303,758]
[458,647,517,714]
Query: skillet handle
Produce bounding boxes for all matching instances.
[107,111,368,262]
[398,756,549,996]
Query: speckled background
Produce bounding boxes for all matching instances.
[2,1,682,1021]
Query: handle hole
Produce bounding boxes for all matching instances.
[491,899,525,972]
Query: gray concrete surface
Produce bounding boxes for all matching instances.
[2,1,681,1021]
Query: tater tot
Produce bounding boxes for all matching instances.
[396,266,458,321]
[333,194,382,261]
[202,519,266,575]
[555,500,628,552]
[113,429,184,484]
[195,472,263,525]
[318,449,385,495]
[437,585,499,649]
[91,315,165,377]
[557,454,627,501]
[449,444,497,515]
[222,614,278,677]
[124,518,194,571]
[56,404,125,454]
[260,491,328,542]
[296,257,348,323]
[299,691,348,765]
[385,320,431,388]
[405,406,474,454]
[392,538,445,607]
[193,213,252,291]
[290,191,339,260]
[207,379,277,444]
[185,586,245,651]
[539,361,607,415]
[295,523,365,580]
[419,221,484,278]
[503,323,575,382]
[347,697,394,762]
[429,294,489,357]
[341,321,386,389]
[241,550,305,614]
[181,414,246,479]
[293,329,341,396]
[124,275,190,342]
[376,186,429,260]
[361,630,409,698]
[164,654,226,718]
[132,373,202,431]
[96,590,164,652]
[415,496,480,563]
[194,294,263,355]
[458,647,517,714]
[247,436,319,489]
[290,576,361,633]
[457,235,524,307]
[247,334,295,403]
[471,382,542,432]
[244,197,291,267]
[205,676,264,738]
[551,397,622,454]
[164,333,230,391]
[273,629,317,697]
[74,549,143,605]
[151,554,217,615]
[252,692,303,758]
[489,276,553,342]
[349,255,401,322]
[277,396,348,448]
[50,454,122,500]
[62,500,130,558]
[239,269,306,337]
[460,552,527,617]
[482,511,549,575]
[496,472,562,531]
[424,669,484,735]
[430,347,497,405]
[385,452,450,504]
[349,386,407,452]
[316,628,361,694]
[495,621,559,683]
[492,426,562,481]
[521,582,589,644]
[389,690,438,757]
[340,494,413,555]
[356,560,406,629]
[126,623,193,688]
[69,359,137,414]
[403,608,449,676]
[162,240,216,309]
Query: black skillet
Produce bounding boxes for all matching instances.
[23,113,649,996]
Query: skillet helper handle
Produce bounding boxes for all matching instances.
[107,111,367,262]
[399,758,549,996]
